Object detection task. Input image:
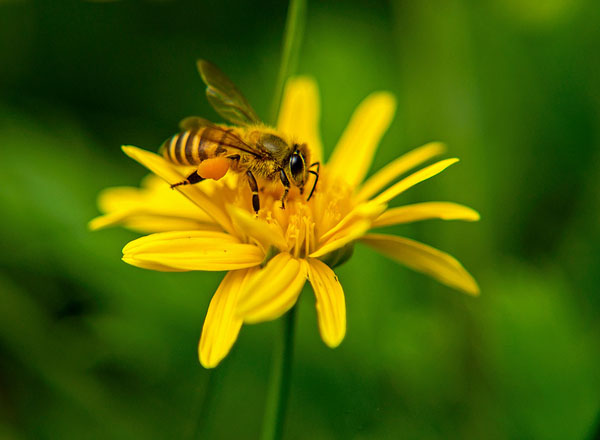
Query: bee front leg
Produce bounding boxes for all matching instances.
[246,170,260,213]
[306,162,320,201]
[279,169,291,209]
[171,170,205,189]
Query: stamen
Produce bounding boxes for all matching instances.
[303,217,313,257]
[304,217,310,257]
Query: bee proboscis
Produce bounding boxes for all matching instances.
[160,60,319,213]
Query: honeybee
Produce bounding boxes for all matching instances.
[160,60,319,213]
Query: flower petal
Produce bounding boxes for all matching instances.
[361,233,479,295]
[318,201,387,244]
[370,158,459,206]
[310,220,369,259]
[227,205,288,252]
[122,146,235,235]
[122,230,264,271]
[310,201,386,259]
[236,253,307,323]
[121,257,187,272]
[90,175,217,233]
[277,77,323,164]
[199,268,259,368]
[307,259,346,347]
[90,212,221,233]
[98,175,212,216]
[327,92,396,187]
[356,142,446,202]
[372,202,480,228]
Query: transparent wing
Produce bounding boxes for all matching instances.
[176,116,262,157]
[197,59,261,126]
[196,125,262,158]
[178,116,214,131]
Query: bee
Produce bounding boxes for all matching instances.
[160,60,319,213]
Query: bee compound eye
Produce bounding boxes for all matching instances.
[290,154,304,178]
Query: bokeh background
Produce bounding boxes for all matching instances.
[1,0,599,438]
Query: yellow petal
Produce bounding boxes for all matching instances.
[113,216,219,233]
[237,253,307,323]
[89,209,219,233]
[361,234,479,295]
[356,142,446,202]
[309,202,387,258]
[310,200,387,258]
[123,230,236,252]
[319,201,387,244]
[122,230,264,271]
[372,202,480,228]
[89,209,138,231]
[227,205,288,252]
[307,259,346,347]
[277,77,323,164]
[199,267,259,368]
[327,92,396,187]
[90,175,217,233]
[122,146,235,235]
[98,175,211,217]
[310,218,371,259]
[121,256,187,272]
[370,159,459,206]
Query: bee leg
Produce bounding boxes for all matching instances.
[171,170,205,189]
[279,169,291,209]
[306,162,320,201]
[246,171,260,213]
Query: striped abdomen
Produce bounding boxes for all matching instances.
[161,127,239,166]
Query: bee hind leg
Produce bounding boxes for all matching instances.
[170,170,205,189]
[246,171,260,213]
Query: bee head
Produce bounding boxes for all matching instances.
[288,143,309,189]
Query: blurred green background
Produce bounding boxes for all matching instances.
[1,0,599,438]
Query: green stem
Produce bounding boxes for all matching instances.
[189,367,219,439]
[260,306,298,440]
[261,1,305,438]
[269,0,307,126]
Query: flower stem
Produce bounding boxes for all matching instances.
[260,306,297,440]
[187,368,221,439]
[269,0,307,126]
[261,1,305,438]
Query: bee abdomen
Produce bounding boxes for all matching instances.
[161,130,200,165]
[161,127,233,166]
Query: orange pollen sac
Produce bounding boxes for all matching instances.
[197,157,230,180]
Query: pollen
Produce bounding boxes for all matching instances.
[197,157,230,180]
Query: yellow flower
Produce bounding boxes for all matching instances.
[91,77,480,368]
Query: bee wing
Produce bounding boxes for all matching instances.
[178,116,214,131]
[197,60,261,126]
[199,125,262,158]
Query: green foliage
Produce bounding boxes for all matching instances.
[1,0,599,438]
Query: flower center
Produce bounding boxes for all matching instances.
[264,173,357,257]
[210,170,355,258]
